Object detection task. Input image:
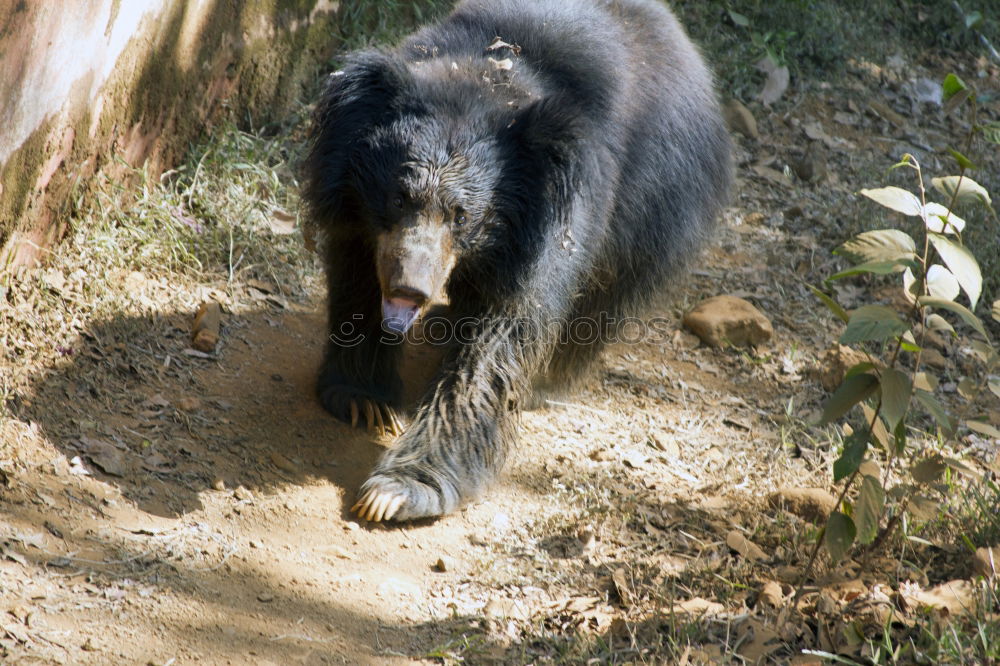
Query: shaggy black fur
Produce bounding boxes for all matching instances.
[303,0,732,521]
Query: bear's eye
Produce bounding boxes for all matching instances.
[453,210,467,226]
[391,196,404,210]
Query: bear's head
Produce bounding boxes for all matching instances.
[306,50,584,334]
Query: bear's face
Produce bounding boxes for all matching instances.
[309,52,560,333]
[353,115,514,334]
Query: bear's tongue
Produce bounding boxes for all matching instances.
[382,297,421,334]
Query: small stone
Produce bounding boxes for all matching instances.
[768,488,837,524]
[722,99,759,139]
[758,580,785,608]
[176,396,201,411]
[257,592,274,603]
[784,204,805,220]
[922,348,949,370]
[612,567,634,606]
[212,478,226,491]
[972,546,999,578]
[191,301,222,353]
[788,144,828,183]
[82,637,98,651]
[683,295,773,348]
[269,452,298,474]
[726,530,767,561]
[813,345,871,392]
[484,598,530,620]
[233,486,253,502]
[650,433,680,458]
[433,556,455,572]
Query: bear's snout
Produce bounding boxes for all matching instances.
[375,217,456,334]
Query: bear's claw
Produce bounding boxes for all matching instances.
[352,472,457,522]
[345,398,404,437]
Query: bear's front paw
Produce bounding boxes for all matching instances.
[352,470,460,522]
[319,386,404,436]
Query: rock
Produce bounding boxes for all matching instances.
[788,144,828,183]
[175,396,201,411]
[758,580,785,608]
[867,100,906,128]
[269,452,298,474]
[722,99,759,139]
[922,348,949,371]
[768,488,837,524]
[191,301,222,353]
[783,204,805,220]
[433,556,455,573]
[257,592,274,602]
[671,328,702,350]
[682,295,773,348]
[813,345,870,392]
[972,546,999,578]
[612,567,634,606]
[484,597,530,620]
[233,486,253,502]
[726,530,767,561]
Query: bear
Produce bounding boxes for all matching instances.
[302,0,732,522]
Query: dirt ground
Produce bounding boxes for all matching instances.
[0,41,999,666]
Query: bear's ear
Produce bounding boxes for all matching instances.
[304,52,412,224]
[313,52,412,132]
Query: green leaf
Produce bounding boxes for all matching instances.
[809,285,849,323]
[957,377,977,400]
[967,420,1000,439]
[855,475,885,545]
[829,259,916,280]
[825,512,857,565]
[922,202,966,234]
[926,313,955,335]
[944,88,973,115]
[728,10,750,27]
[969,341,996,363]
[880,368,912,428]
[949,149,976,171]
[862,403,891,451]
[931,176,992,207]
[845,362,878,379]
[966,11,983,28]
[893,418,907,455]
[925,265,961,301]
[834,428,870,481]
[840,305,909,344]
[917,297,987,338]
[982,122,1000,146]
[835,230,917,265]
[914,389,955,434]
[942,73,968,100]
[911,455,947,484]
[860,187,922,216]
[821,374,879,424]
[928,233,981,308]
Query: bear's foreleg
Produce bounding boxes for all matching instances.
[318,233,405,436]
[353,316,536,521]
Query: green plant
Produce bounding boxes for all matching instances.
[802,74,1000,583]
